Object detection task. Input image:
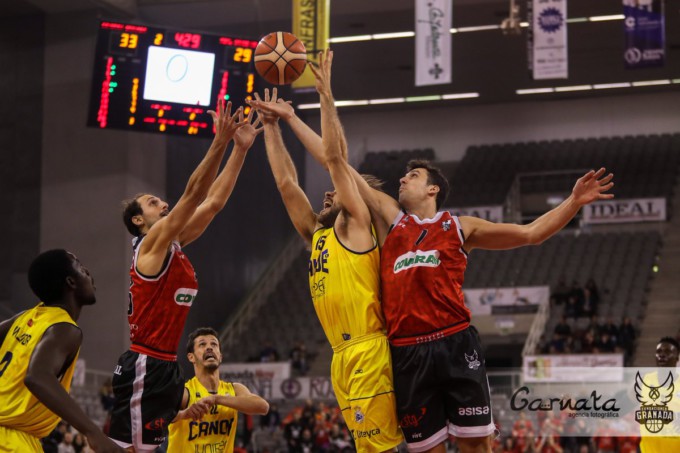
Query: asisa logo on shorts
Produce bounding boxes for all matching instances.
[174,288,197,306]
[393,250,440,273]
[458,406,490,416]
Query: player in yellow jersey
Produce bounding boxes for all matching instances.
[0,249,122,452]
[167,327,269,453]
[639,336,680,453]
[250,49,403,452]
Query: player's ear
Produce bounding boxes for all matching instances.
[187,352,196,364]
[132,215,144,227]
[65,275,76,289]
[428,184,440,196]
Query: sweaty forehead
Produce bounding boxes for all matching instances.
[139,195,158,204]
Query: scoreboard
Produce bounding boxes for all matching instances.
[87,20,259,138]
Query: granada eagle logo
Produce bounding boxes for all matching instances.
[634,371,675,433]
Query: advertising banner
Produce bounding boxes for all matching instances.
[415,0,452,86]
[624,0,665,68]
[465,286,549,316]
[582,197,666,224]
[531,0,568,79]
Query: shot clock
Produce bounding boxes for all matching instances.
[87,20,259,137]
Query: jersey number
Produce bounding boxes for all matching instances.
[210,405,218,415]
[0,351,13,377]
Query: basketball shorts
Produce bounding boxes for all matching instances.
[332,332,404,452]
[0,426,42,452]
[108,350,184,451]
[390,326,495,452]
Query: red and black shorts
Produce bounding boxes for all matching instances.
[390,326,496,452]
[108,350,185,452]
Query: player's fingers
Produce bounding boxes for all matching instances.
[272,87,278,102]
[224,101,233,118]
[264,88,270,102]
[599,173,614,185]
[253,92,262,102]
[251,112,261,127]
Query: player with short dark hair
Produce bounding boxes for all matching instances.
[0,250,122,452]
[250,49,403,452]
[109,102,262,452]
[167,327,269,452]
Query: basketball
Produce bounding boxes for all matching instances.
[254,31,307,85]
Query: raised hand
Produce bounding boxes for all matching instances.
[572,168,615,205]
[233,107,263,150]
[208,99,245,144]
[308,49,333,98]
[248,87,295,124]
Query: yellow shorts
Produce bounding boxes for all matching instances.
[332,332,403,452]
[0,425,43,452]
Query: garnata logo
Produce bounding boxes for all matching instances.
[174,288,197,306]
[393,250,440,273]
[510,386,620,412]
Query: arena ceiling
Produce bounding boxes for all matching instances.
[6,0,680,107]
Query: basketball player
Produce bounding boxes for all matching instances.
[0,249,122,452]
[167,327,269,452]
[252,50,614,453]
[639,336,680,452]
[251,51,403,452]
[109,102,262,452]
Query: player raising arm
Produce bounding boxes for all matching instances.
[110,102,262,452]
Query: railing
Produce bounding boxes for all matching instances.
[522,299,549,357]
[219,235,306,357]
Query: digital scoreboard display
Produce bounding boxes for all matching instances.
[87,20,259,137]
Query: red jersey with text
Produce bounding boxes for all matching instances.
[128,236,198,360]
[380,211,470,343]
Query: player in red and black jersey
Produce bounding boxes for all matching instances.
[355,162,613,452]
[109,102,262,452]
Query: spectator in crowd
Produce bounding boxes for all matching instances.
[328,423,352,452]
[548,333,566,354]
[261,402,282,431]
[290,341,310,375]
[584,278,600,304]
[619,317,637,359]
[58,431,76,453]
[554,315,572,339]
[564,295,580,320]
[600,317,619,340]
[99,379,115,413]
[581,288,598,318]
[72,433,89,453]
[259,340,280,362]
[284,412,305,452]
[300,428,316,453]
[586,315,602,337]
[598,332,617,353]
[552,278,570,306]
[569,280,585,306]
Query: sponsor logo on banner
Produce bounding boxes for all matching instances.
[623,0,665,69]
[523,354,624,383]
[582,197,666,224]
[530,0,568,79]
[415,0,452,86]
[465,286,549,316]
[292,0,329,90]
[448,205,503,223]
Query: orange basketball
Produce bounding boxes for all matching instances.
[254,32,307,85]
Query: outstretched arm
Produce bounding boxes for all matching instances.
[24,324,123,452]
[249,89,400,245]
[462,168,614,251]
[309,50,373,250]
[179,109,263,247]
[138,100,245,275]
[254,94,317,243]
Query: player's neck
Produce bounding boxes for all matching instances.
[196,369,220,392]
[407,204,438,221]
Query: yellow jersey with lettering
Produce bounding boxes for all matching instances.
[167,377,238,453]
[308,227,386,349]
[0,303,79,439]
[639,371,680,453]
